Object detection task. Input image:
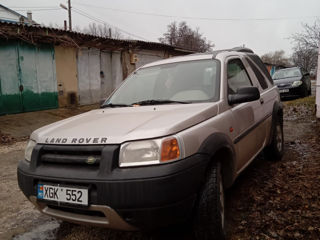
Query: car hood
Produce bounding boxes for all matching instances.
[31,103,219,145]
[273,76,302,86]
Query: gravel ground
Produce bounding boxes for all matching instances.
[1,96,319,240]
[0,142,54,240]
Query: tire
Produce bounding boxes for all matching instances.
[194,162,226,240]
[264,116,284,161]
[308,86,312,96]
[301,85,308,98]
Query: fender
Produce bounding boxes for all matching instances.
[267,101,283,146]
[198,132,236,188]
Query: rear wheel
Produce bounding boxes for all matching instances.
[264,117,284,161]
[194,162,226,240]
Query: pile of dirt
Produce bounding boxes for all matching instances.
[0,131,28,145]
[0,131,17,145]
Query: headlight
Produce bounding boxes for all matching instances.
[292,80,302,87]
[25,140,36,162]
[119,136,183,167]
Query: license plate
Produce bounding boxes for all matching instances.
[279,89,289,93]
[37,184,88,206]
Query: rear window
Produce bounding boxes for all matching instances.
[248,54,273,84]
[246,57,269,90]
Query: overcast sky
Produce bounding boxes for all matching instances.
[2,0,320,56]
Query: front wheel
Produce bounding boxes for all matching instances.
[264,117,284,161]
[308,85,312,95]
[301,85,308,97]
[194,162,226,240]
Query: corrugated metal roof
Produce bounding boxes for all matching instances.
[0,20,195,53]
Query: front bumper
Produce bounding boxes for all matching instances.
[277,85,304,98]
[28,195,137,230]
[17,144,209,230]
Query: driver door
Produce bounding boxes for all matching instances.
[227,58,262,172]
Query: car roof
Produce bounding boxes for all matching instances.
[141,47,254,68]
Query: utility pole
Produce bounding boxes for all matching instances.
[60,2,72,31]
[68,0,72,31]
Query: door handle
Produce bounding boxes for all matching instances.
[260,98,264,104]
[19,85,24,92]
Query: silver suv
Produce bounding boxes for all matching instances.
[18,47,284,239]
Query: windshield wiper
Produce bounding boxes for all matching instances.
[131,99,190,106]
[100,103,132,108]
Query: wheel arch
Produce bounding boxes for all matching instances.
[267,100,283,146]
[198,132,236,188]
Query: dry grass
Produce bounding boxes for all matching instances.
[283,96,315,107]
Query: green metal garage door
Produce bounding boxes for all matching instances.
[0,41,22,114]
[0,40,58,115]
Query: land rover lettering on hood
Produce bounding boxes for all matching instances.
[18,48,284,239]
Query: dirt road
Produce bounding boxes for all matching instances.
[0,97,319,240]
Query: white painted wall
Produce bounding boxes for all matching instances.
[135,50,165,69]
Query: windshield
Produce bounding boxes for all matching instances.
[272,68,301,80]
[103,59,220,106]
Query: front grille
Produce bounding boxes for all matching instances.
[39,145,104,167]
[276,83,291,88]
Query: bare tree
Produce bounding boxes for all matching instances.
[159,21,214,52]
[261,50,291,66]
[83,22,122,39]
[291,19,320,73]
[292,44,318,73]
[48,22,64,30]
[72,25,82,32]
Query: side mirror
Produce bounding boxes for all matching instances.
[228,87,260,105]
[304,72,310,77]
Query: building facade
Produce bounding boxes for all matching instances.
[0,4,35,24]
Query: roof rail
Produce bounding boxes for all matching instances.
[211,47,254,58]
[231,47,254,53]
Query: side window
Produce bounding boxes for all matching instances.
[246,57,268,90]
[227,58,252,94]
[248,54,274,84]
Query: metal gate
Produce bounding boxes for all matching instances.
[77,48,123,105]
[0,40,58,115]
[0,40,22,114]
[77,48,101,105]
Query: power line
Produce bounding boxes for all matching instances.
[3,4,150,40]
[72,8,148,40]
[4,4,320,21]
[73,2,320,22]
[0,8,61,12]
[5,6,58,8]
[72,7,150,41]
